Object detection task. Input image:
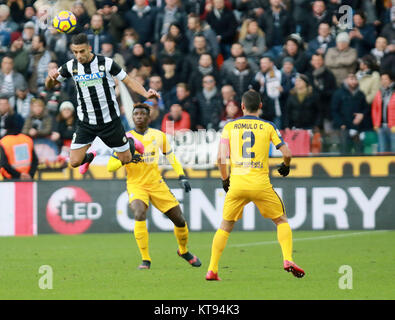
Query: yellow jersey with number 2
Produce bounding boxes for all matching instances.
[221,115,284,190]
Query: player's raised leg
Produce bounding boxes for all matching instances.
[272,215,305,278]
[164,205,201,267]
[206,219,235,281]
[130,199,151,269]
[69,145,97,174]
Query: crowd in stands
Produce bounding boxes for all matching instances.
[1,0,395,174]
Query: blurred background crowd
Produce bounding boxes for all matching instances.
[0,0,395,167]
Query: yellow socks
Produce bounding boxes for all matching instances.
[277,222,293,261]
[134,220,151,261]
[208,229,229,273]
[174,223,189,255]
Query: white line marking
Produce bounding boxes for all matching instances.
[229,230,390,248]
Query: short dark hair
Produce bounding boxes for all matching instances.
[242,89,261,112]
[71,33,89,45]
[133,102,150,115]
[380,71,395,82]
[35,34,46,48]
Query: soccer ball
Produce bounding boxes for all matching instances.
[52,11,77,34]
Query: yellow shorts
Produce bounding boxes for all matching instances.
[223,187,285,222]
[127,179,179,213]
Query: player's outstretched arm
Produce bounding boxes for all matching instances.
[122,75,161,100]
[107,153,123,172]
[278,144,292,177]
[166,152,191,192]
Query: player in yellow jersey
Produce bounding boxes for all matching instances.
[206,89,305,281]
[107,103,201,270]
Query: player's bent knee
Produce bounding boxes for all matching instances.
[69,158,82,168]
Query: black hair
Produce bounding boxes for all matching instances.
[35,34,47,48]
[71,33,89,45]
[242,89,261,112]
[380,71,395,82]
[133,103,150,115]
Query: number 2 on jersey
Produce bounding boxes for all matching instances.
[242,131,255,159]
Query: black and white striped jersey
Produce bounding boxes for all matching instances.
[56,55,127,126]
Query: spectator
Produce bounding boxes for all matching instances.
[0,4,18,34]
[349,10,376,58]
[280,57,298,118]
[0,96,23,138]
[356,54,381,105]
[119,28,139,64]
[303,0,332,41]
[22,98,53,140]
[0,55,26,99]
[181,33,212,83]
[126,43,151,71]
[331,73,368,154]
[12,83,33,120]
[189,53,219,96]
[175,82,198,130]
[98,0,126,43]
[221,84,237,107]
[220,42,259,80]
[166,22,189,54]
[148,75,168,112]
[7,32,29,76]
[38,61,68,118]
[196,74,223,130]
[71,1,91,33]
[8,0,25,25]
[236,0,269,20]
[222,55,255,100]
[283,74,321,131]
[161,103,191,134]
[145,98,164,130]
[206,0,238,59]
[306,22,336,58]
[380,44,395,77]
[22,21,35,51]
[380,7,395,45]
[0,116,38,180]
[258,0,295,57]
[325,32,358,87]
[50,101,76,150]
[100,38,126,69]
[371,36,388,66]
[156,35,183,75]
[252,55,280,125]
[307,53,337,131]
[86,14,113,55]
[276,34,310,74]
[292,0,313,34]
[23,5,37,25]
[124,0,156,47]
[371,72,395,152]
[161,57,181,96]
[239,19,266,64]
[27,34,56,95]
[218,100,243,129]
[44,28,68,66]
[186,13,219,58]
[154,0,187,43]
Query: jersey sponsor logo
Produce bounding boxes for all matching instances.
[73,72,105,87]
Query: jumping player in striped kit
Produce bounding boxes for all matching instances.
[45,33,160,173]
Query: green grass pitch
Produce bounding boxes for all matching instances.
[0,230,394,300]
